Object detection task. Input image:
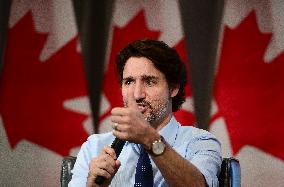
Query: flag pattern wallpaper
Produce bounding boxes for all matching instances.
[0,0,283,186]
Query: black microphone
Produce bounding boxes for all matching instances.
[95,138,126,185]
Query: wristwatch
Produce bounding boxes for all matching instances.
[150,136,166,156]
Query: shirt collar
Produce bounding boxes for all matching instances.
[158,116,180,147]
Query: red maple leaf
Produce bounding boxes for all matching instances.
[0,12,88,156]
[214,11,284,160]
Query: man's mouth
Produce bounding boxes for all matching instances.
[137,103,150,113]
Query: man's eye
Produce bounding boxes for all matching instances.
[147,79,157,86]
[124,80,132,85]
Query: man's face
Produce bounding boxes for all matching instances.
[121,57,178,126]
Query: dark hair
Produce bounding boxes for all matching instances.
[115,39,187,112]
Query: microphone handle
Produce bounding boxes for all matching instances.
[95,138,125,185]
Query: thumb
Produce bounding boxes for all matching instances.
[127,90,138,110]
[115,160,121,168]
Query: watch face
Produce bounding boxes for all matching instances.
[152,140,165,155]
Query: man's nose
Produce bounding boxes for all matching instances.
[133,82,146,100]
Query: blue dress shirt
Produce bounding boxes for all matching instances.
[69,117,222,187]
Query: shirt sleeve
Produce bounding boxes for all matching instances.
[68,141,90,187]
[68,135,101,187]
[186,132,222,187]
[68,133,114,187]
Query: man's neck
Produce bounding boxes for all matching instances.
[153,113,173,131]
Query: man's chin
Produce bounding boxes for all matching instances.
[145,114,156,124]
[142,111,151,119]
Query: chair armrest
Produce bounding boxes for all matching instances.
[60,156,77,187]
[219,157,241,187]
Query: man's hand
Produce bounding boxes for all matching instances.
[87,146,120,187]
[110,91,159,149]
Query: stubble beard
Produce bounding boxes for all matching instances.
[145,100,169,126]
[124,98,171,127]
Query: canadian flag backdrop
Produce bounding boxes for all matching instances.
[0,0,283,186]
[210,0,284,186]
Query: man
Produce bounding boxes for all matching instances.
[69,39,222,187]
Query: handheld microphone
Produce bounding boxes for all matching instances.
[95,138,125,185]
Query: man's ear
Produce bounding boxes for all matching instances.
[170,85,179,98]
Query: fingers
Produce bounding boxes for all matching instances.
[110,114,132,125]
[100,155,116,174]
[110,115,125,124]
[103,146,117,160]
[110,91,138,118]
[112,129,128,141]
[111,107,129,116]
[112,123,118,131]
[89,160,113,181]
[126,89,138,109]
[115,160,121,169]
[113,123,132,133]
[92,154,116,172]
[88,146,118,182]
[91,165,112,180]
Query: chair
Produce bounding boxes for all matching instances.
[61,156,77,187]
[218,157,241,187]
[60,156,240,187]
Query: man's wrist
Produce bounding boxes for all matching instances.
[143,126,160,151]
[142,127,166,156]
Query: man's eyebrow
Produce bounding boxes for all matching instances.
[122,76,134,81]
[122,75,159,80]
[141,75,159,80]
